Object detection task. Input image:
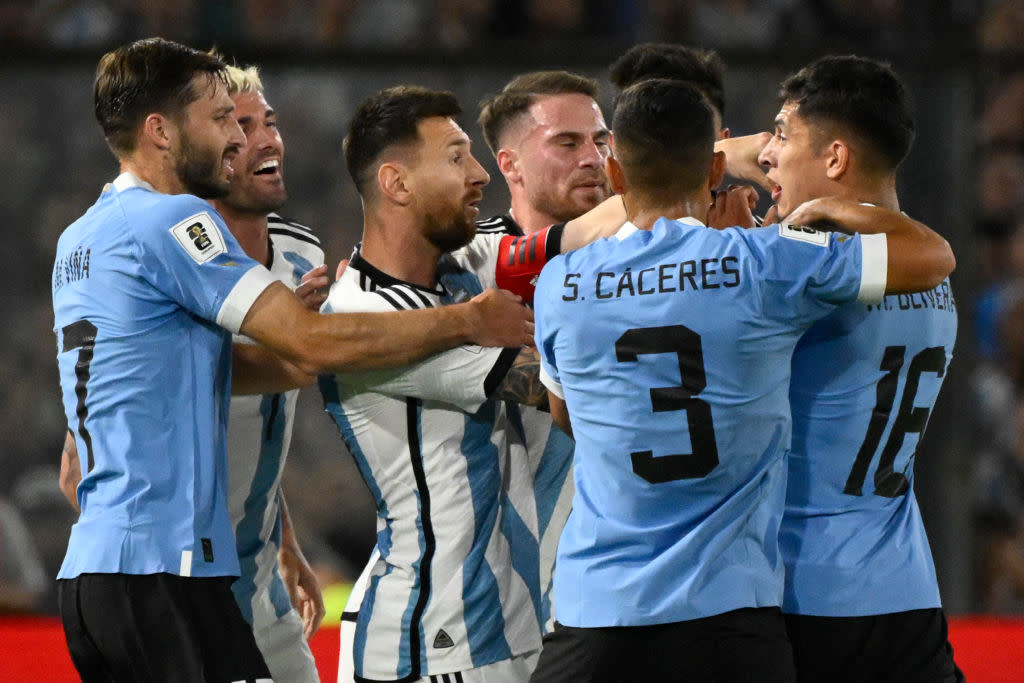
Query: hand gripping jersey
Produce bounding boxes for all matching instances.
[477,214,574,635]
[534,218,887,627]
[782,276,957,616]
[228,215,325,630]
[321,229,559,682]
[53,173,276,579]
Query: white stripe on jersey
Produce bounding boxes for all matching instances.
[320,247,542,681]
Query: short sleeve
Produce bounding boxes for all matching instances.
[132,197,275,332]
[533,255,566,399]
[742,224,878,326]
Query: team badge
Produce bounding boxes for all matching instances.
[170,212,227,263]
[779,222,830,247]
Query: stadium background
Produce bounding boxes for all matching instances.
[1,0,1023,679]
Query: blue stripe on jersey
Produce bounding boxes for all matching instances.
[320,375,397,675]
[501,487,542,626]
[533,428,574,539]
[460,403,513,666]
[405,398,434,679]
[281,250,317,291]
[231,393,288,624]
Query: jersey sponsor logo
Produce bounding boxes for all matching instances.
[432,629,455,648]
[779,223,830,246]
[170,212,227,264]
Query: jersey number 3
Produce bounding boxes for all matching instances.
[616,325,719,483]
[844,345,947,498]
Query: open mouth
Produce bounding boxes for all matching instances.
[254,159,280,176]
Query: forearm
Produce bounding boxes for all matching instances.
[232,343,316,395]
[279,494,303,557]
[560,195,627,252]
[59,430,81,513]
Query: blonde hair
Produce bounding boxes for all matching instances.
[206,50,263,96]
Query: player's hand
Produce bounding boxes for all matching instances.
[761,204,781,226]
[783,196,842,231]
[715,133,777,193]
[466,288,535,348]
[279,545,326,639]
[295,265,329,311]
[709,184,758,229]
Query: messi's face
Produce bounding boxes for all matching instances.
[406,116,490,253]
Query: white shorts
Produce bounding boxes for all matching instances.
[253,607,319,683]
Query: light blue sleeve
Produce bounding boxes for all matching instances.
[534,256,565,397]
[739,224,868,327]
[131,195,270,328]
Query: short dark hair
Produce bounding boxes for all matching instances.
[779,55,915,172]
[609,43,725,120]
[344,85,462,196]
[478,70,600,155]
[613,79,716,196]
[94,38,228,157]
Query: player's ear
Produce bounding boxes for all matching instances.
[142,113,173,152]
[709,150,727,190]
[377,162,412,206]
[497,148,520,183]
[825,139,850,180]
[606,156,627,195]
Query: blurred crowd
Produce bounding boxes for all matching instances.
[2,0,1024,617]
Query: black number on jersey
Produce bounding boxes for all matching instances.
[843,345,947,498]
[62,320,97,472]
[615,325,719,483]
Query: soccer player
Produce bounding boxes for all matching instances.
[476,69,610,636]
[529,78,955,682]
[215,63,325,682]
[53,38,531,681]
[321,85,621,683]
[756,56,963,682]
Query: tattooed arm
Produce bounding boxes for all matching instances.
[490,347,549,409]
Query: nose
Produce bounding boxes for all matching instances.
[757,139,776,169]
[578,138,604,168]
[469,153,490,187]
[227,117,245,150]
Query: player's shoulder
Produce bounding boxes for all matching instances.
[476,213,522,236]
[329,259,439,313]
[267,213,321,246]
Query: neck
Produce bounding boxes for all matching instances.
[120,155,186,195]
[509,195,557,236]
[211,203,271,266]
[360,206,443,289]
[624,191,711,230]
[825,173,900,213]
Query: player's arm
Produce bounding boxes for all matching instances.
[238,283,533,378]
[278,494,325,639]
[714,132,776,193]
[547,391,573,437]
[232,343,317,395]
[489,347,549,408]
[785,197,955,293]
[559,194,628,252]
[59,430,81,513]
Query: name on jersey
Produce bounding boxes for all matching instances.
[52,246,91,291]
[561,257,740,301]
[868,280,956,314]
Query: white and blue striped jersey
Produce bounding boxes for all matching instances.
[53,173,276,580]
[319,238,542,682]
[535,218,887,627]
[476,214,574,634]
[229,215,324,629]
[782,277,957,616]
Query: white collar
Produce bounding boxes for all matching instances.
[111,172,157,193]
[615,215,705,240]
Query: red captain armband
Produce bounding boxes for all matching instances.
[494,223,566,305]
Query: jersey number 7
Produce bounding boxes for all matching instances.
[616,325,720,483]
[843,345,947,498]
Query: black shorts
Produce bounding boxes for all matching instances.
[58,573,271,683]
[785,608,964,683]
[530,607,795,683]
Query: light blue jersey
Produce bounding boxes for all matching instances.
[53,173,276,579]
[535,217,887,627]
[782,279,957,616]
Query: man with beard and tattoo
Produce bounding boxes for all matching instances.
[320,85,621,683]
[52,39,533,681]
